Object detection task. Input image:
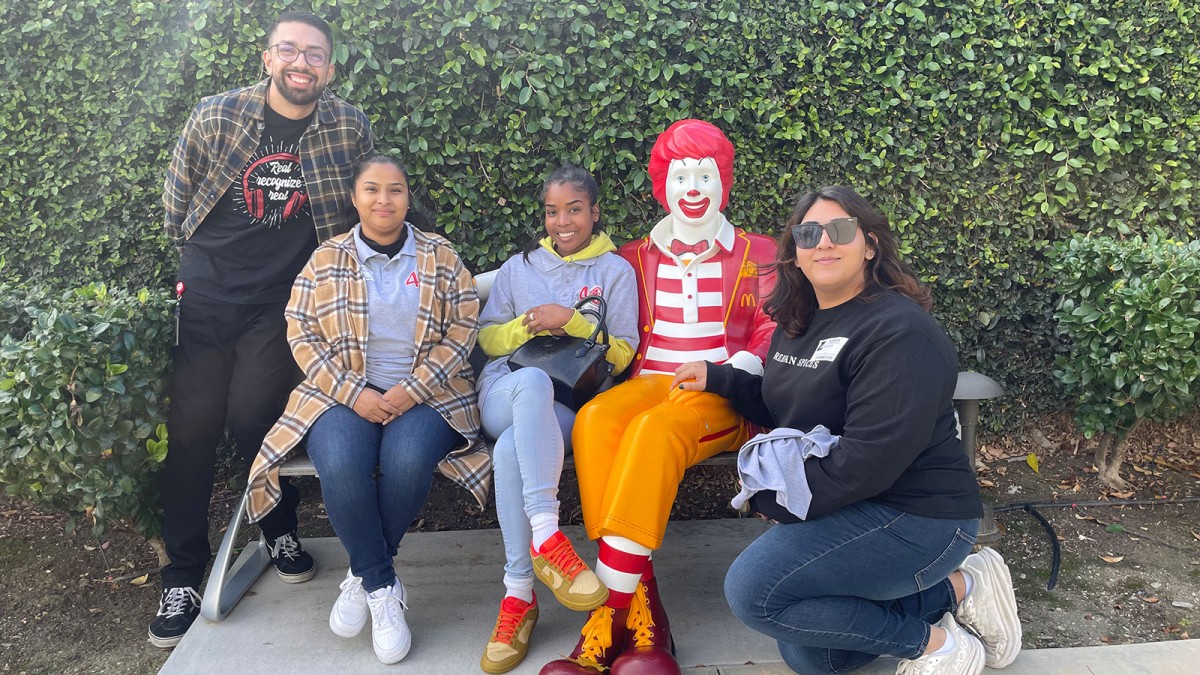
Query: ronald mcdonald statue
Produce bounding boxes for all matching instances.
[540,119,777,674]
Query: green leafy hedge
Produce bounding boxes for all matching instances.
[1049,233,1200,486]
[3,0,1199,411]
[1051,234,1200,434]
[0,283,173,536]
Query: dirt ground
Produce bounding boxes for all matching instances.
[1,411,1197,674]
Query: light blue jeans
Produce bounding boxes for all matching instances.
[481,367,576,581]
[306,403,461,592]
[724,501,979,673]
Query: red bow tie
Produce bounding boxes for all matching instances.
[670,239,709,256]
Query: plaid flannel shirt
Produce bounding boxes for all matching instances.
[163,78,374,250]
[247,228,492,520]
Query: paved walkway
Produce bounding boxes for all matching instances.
[161,519,1199,674]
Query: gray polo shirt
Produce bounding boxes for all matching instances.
[353,224,419,390]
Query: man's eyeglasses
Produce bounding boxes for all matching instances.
[269,43,329,67]
[791,217,859,249]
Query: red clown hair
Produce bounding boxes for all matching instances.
[647,119,735,212]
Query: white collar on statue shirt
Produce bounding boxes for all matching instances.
[648,213,736,265]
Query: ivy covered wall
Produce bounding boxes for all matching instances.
[3,0,1198,410]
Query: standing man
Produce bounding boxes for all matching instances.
[541,119,777,674]
[150,11,374,648]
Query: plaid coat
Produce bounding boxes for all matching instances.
[247,228,491,521]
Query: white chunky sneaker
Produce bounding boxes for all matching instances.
[957,547,1022,668]
[367,578,411,664]
[895,612,984,675]
[329,569,368,638]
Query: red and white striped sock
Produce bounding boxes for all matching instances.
[595,536,651,609]
[640,557,655,582]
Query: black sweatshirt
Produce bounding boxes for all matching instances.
[707,290,983,521]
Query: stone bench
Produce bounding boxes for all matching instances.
[200,269,1002,621]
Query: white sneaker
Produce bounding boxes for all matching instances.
[895,613,984,675]
[366,578,411,664]
[957,547,1022,668]
[329,569,368,638]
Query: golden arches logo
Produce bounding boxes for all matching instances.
[740,294,758,308]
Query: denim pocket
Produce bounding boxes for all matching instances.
[914,526,978,591]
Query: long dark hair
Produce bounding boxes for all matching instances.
[521,163,603,262]
[349,153,435,232]
[764,185,931,336]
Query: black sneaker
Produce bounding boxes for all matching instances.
[148,586,201,649]
[269,530,316,583]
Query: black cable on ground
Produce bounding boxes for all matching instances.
[990,494,1200,591]
[993,495,1200,513]
[1020,504,1061,590]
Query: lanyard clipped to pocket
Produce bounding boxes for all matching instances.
[174,281,184,346]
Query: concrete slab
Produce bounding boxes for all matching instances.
[163,519,779,674]
[974,639,1200,674]
[163,519,1200,674]
[681,638,1200,674]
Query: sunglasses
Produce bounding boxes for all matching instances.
[791,217,859,249]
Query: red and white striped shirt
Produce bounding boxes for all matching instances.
[640,257,730,375]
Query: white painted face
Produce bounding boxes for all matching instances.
[665,157,723,231]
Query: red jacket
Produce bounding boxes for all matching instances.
[619,228,778,378]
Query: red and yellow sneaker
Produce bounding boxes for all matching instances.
[481,594,539,674]
[531,531,609,611]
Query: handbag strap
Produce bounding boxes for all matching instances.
[572,295,610,347]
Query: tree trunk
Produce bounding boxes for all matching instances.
[1094,421,1141,491]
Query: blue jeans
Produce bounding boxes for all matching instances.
[306,403,462,592]
[481,367,576,581]
[724,501,978,673]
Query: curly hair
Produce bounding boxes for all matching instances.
[647,119,735,212]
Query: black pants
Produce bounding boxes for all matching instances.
[160,291,301,589]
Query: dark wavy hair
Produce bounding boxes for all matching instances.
[764,185,931,336]
[349,153,435,232]
[522,163,603,262]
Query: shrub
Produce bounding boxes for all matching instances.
[0,282,174,537]
[3,0,1198,416]
[1049,233,1200,489]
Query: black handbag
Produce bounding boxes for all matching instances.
[507,295,615,411]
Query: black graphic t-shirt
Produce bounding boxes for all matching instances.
[179,105,319,304]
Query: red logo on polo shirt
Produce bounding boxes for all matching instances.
[406,272,419,286]
[578,286,603,299]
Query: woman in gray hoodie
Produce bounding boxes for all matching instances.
[475,165,639,673]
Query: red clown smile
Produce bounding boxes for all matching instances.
[677,198,711,219]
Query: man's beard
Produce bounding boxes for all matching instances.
[274,70,324,107]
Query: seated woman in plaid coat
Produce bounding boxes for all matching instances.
[247,153,490,665]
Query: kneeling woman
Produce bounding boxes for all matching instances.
[247,154,489,665]
[674,186,1021,675]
